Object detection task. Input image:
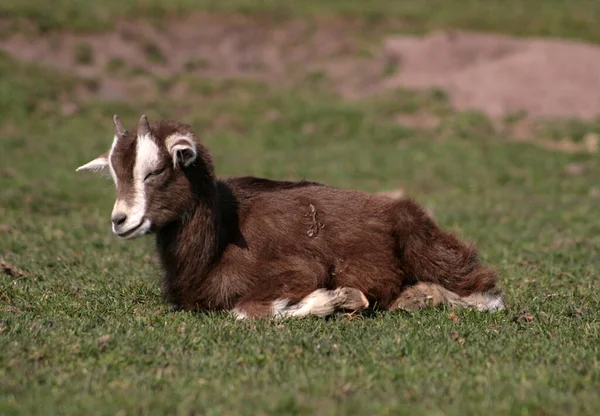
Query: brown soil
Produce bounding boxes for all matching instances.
[382,30,600,119]
[0,13,385,101]
[2,13,600,121]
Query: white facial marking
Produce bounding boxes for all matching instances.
[107,135,119,187]
[111,133,160,239]
[165,133,197,168]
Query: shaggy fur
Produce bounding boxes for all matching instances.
[76,115,504,319]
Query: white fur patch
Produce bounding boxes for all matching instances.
[165,133,197,168]
[271,288,368,318]
[271,290,336,317]
[232,288,368,319]
[444,288,505,312]
[464,292,505,311]
[232,308,249,320]
[107,135,119,187]
[271,299,293,316]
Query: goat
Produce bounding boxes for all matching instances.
[76,114,505,319]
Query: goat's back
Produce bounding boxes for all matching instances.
[222,180,407,305]
[212,176,496,309]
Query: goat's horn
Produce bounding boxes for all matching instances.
[137,114,151,137]
[113,114,126,136]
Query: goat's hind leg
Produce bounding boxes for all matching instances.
[389,283,446,312]
[390,282,505,312]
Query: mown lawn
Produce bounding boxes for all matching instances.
[1,1,600,415]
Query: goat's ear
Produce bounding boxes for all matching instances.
[166,134,197,169]
[76,153,109,174]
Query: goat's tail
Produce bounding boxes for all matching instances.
[393,198,504,310]
[391,282,505,312]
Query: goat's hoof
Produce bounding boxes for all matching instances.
[391,292,427,312]
[336,287,369,311]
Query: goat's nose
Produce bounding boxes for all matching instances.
[111,212,127,226]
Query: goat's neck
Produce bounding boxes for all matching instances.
[155,178,221,307]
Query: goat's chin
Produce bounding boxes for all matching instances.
[114,219,152,240]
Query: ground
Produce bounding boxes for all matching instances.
[1,1,600,415]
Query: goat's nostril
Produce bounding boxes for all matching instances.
[111,213,127,226]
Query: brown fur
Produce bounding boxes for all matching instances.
[81,116,503,318]
[157,181,499,313]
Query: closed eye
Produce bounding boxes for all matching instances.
[144,166,166,181]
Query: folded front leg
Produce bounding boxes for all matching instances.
[233,287,369,320]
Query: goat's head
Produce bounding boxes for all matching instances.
[76,114,214,239]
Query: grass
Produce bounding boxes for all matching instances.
[142,41,167,65]
[1,0,600,44]
[73,42,94,65]
[1,2,600,415]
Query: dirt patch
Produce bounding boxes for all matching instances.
[0,13,384,101]
[382,30,600,119]
[2,14,600,121]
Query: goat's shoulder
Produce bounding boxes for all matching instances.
[221,176,325,195]
[212,176,328,228]
[246,182,394,218]
[216,175,397,223]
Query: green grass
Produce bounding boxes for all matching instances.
[1,0,600,44]
[73,42,94,65]
[2,2,600,414]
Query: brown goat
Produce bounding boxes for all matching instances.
[76,114,504,319]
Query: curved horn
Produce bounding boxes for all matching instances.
[137,114,151,137]
[113,114,127,137]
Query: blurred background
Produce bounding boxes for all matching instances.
[1,1,599,415]
[2,0,599,245]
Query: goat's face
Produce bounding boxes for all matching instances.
[77,115,208,239]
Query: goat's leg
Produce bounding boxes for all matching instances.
[272,287,369,318]
[233,287,369,320]
[392,198,503,311]
[390,282,505,312]
[389,283,445,311]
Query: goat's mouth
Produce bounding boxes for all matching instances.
[115,219,151,239]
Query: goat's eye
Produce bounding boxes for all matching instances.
[144,167,166,181]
